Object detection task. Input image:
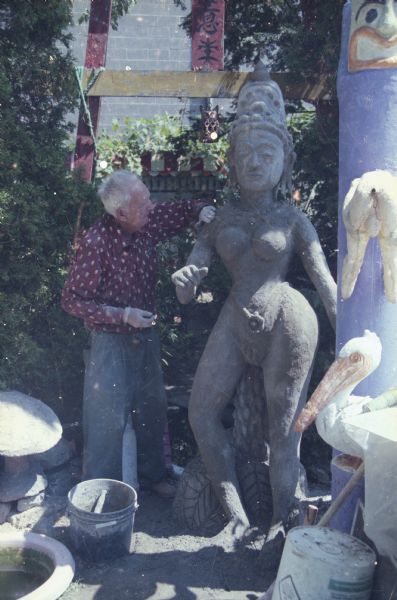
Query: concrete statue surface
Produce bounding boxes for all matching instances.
[172,62,337,563]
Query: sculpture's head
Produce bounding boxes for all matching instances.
[229,61,295,197]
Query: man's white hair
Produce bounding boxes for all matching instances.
[97,170,141,216]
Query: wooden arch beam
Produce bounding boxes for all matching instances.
[82,69,331,102]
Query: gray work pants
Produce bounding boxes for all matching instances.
[82,329,167,484]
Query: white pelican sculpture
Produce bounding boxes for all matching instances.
[294,330,383,458]
[294,330,397,565]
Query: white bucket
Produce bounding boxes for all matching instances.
[272,526,376,600]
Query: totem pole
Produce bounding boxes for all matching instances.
[335,0,397,531]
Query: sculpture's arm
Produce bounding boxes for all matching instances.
[294,212,337,330]
[171,231,214,304]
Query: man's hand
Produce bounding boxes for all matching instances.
[198,205,216,224]
[123,307,157,328]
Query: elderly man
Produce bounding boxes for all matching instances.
[62,170,214,497]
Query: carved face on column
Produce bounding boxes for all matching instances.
[349,0,397,71]
[233,129,284,193]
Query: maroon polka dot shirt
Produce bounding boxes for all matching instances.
[61,200,205,333]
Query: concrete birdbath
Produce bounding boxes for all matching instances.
[0,390,62,503]
[0,531,75,600]
[0,392,75,598]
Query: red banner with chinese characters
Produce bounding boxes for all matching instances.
[192,0,224,71]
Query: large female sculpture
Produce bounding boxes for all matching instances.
[172,63,337,557]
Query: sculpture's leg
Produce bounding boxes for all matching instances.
[188,302,248,537]
[341,228,370,299]
[260,290,318,566]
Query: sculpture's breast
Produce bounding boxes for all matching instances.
[251,225,290,261]
[215,226,249,261]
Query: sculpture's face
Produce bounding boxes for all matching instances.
[349,0,397,71]
[233,130,284,193]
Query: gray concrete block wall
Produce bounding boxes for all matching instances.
[70,0,197,132]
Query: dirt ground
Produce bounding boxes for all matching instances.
[0,401,329,600]
[0,486,276,600]
[59,489,275,600]
[2,455,395,599]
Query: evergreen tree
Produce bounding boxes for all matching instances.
[0,1,95,415]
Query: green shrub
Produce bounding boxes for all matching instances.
[95,114,229,180]
[0,1,95,418]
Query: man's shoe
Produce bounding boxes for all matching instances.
[149,478,177,499]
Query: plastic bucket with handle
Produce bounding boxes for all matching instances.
[67,478,138,561]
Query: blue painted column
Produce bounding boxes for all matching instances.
[333,0,397,531]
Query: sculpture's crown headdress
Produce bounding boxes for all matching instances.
[236,60,286,128]
[230,60,295,198]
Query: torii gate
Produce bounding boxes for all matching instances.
[73,0,329,183]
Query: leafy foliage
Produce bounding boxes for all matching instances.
[95,114,229,181]
[289,108,338,266]
[96,114,185,175]
[174,0,343,76]
[78,0,138,31]
[0,1,95,416]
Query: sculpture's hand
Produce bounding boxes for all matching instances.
[171,265,208,304]
[123,307,157,328]
[172,265,208,287]
[198,205,216,224]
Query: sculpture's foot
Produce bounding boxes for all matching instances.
[257,507,300,572]
[226,515,250,541]
[230,515,251,541]
[257,522,286,573]
[215,516,252,552]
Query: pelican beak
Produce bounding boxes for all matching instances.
[294,353,372,433]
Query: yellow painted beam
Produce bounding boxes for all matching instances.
[83,69,330,102]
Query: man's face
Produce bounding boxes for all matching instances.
[119,182,154,233]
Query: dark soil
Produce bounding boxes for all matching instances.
[60,489,275,600]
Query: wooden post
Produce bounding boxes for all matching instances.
[73,0,112,182]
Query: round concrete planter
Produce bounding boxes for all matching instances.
[0,531,75,600]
